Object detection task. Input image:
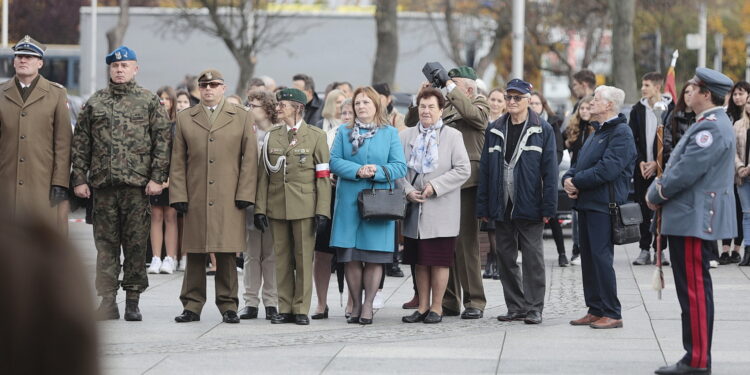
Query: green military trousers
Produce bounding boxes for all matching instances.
[93,185,150,297]
[180,252,239,314]
[270,218,315,315]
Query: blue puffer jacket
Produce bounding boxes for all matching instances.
[562,114,636,214]
[477,109,558,222]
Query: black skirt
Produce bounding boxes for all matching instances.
[149,188,170,206]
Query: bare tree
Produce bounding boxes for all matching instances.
[167,0,300,95]
[610,0,639,102]
[372,0,399,86]
[106,0,130,54]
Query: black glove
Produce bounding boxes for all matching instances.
[171,202,188,214]
[314,214,329,232]
[235,200,252,209]
[254,214,269,232]
[49,185,69,207]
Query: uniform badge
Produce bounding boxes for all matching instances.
[695,130,713,148]
[299,155,307,164]
[115,51,122,60]
[706,114,717,121]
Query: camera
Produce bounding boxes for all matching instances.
[422,62,450,89]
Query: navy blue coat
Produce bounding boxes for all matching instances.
[476,109,558,222]
[562,114,636,214]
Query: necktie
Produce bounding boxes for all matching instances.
[288,129,295,143]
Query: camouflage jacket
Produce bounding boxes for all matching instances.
[71,80,171,189]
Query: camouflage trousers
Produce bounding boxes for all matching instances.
[93,185,150,297]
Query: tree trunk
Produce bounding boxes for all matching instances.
[371,1,399,86]
[106,0,130,53]
[235,55,256,97]
[609,0,638,103]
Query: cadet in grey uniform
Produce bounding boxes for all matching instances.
[648,67,735,375]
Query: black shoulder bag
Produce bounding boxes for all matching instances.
[357,166,407,220]
[608,183,642,245]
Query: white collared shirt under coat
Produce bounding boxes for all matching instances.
[397,125,471,239]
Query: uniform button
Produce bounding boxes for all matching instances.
[209,159,214,164]
[209,201,214,206]
[707,227,713,233]
[209,138,215,142]
[21,112,26,117]
[18,180,23,185]
[710,192,716,197]
[19,158,24,162]
[709,210,714,215]
[209,180,215,184]
[20,135,25,139]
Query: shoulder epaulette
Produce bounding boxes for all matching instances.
[49,81,65,89]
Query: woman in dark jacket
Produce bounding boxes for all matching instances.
[562,85,636,329]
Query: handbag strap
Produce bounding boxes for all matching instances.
[370,166,394,192]
[608,182,617,212]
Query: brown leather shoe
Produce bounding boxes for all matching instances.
[402,294,419,309]
[569,313,601,326]
[590,317,623,329]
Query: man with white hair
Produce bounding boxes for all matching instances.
[562,85,636,330]
[404,66,489,320]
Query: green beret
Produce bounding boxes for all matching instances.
[448,66,477,80]
[276,88,307,105]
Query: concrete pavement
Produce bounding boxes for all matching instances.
[67,219,750,374]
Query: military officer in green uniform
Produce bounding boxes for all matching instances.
[72,46,171,322]
[405,66,490,319]
[254,88,331,325]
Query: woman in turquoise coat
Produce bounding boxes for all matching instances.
[329,86,406,325]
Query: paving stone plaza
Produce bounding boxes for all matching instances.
[68,218,750,375]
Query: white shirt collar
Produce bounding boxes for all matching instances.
[287,120,303,132]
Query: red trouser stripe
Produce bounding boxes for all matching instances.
[685,237,708,368]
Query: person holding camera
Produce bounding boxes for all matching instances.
[404,66,489,319]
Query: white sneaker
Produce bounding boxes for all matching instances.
[373,291,385,309]
[160,256,175,274]
[147,257,162,274]
[177,257,187,272]
[709,260,719,268]
[570,254,581,266]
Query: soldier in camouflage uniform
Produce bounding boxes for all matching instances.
[71,46,171,321]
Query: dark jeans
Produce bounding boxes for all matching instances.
[578,210,621,319]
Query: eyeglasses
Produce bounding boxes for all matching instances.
[504,95,528,102]
[198,82,223,89]
[247,103,261,109]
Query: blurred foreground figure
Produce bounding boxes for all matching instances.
[0,214,99,375]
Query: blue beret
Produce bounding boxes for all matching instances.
[13,35,46,58]
[506,78,533,95]
[105,46,137,65]
[691,67,733,98]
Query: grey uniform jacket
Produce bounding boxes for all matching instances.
[647,107,737,240]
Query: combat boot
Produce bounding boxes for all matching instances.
[739,246,750,266]
[96,296,119,321]
[124,292,142,321]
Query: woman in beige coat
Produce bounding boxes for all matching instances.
[733,94,750,266]
[398,88,470,324]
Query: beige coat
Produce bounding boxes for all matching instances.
[734,116,750,185]
[398,125,470,239]
[0,76,71,223]
[169,101,258,253]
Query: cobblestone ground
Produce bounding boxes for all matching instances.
[67,216,750,375]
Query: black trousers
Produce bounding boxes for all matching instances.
[578,210,621,319]
[667,236,714,369]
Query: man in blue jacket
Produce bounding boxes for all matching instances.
[477,79,558,324]
[648,68,735,375]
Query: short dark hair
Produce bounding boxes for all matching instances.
[247,77,265,88]
[642,71,664,86]
[573,69,596,88]
[694,84,726,107]
[416,87,446,109]
[292,73,315,92]
[336,81,352,91]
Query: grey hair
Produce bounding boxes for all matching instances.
[594,85,625,111]
[455,77,478,98]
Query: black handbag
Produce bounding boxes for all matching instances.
[608,183,642,245]
[357,166,407,220]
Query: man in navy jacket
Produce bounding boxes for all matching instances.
[477,79,558,325]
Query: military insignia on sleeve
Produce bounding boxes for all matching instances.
[706,114,717,121]
[695,130,713,148]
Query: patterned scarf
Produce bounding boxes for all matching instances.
[350,120,379,155]
[408,119,443,174]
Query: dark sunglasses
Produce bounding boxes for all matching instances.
[198,81,223,89]
[504,94,528,102]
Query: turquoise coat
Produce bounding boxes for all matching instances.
[329,125,407,252]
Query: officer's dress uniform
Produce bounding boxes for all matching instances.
[255,121,331,317]
[169,96,258,316]
[72,79,171,299]
[648,106,736,371]
[0,36,71,226]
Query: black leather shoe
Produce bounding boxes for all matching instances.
[124,299,142,321]
[654,362,710,375]
[730,251,741,263]
[239,306,258,319]
[402,310,428,323]
[271,313,294,324]
[222,310,240,323]
[346,315,360,324]
[558,253,569,267]
[497,311,526,321]
[718,252,731,265]
[96,297,120,321]
[386,264,404,277]
[423,311,443,324]
[359,316,373,325]
[175,310,200,323]
[740,247,750,266]
[265,306,278,320]
[295,314,310,325]
[524,310,542,324]
[460,307,483,319]
[311,306,329,320]
[442,306,460,317]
